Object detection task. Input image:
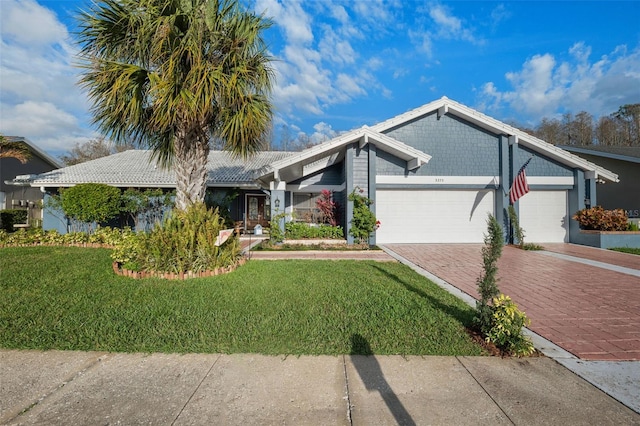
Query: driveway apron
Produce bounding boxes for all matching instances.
[384,244,640,361]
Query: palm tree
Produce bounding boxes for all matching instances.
[0,135,31,164]
[77,0,274,210]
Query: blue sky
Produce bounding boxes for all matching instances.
[1,0,639,156]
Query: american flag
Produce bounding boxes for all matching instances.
[509,157,532,204]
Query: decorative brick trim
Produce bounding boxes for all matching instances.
[112,257,248,280]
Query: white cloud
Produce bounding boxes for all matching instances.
[309,121,337,144]
[429,4,481,44]
[258,0,386,121]
[255,0,313,44]
[318,26,356,66]
[1,0,68,46]
[479,43,640,121]
[0,0,92,155]
[409,30,433,57]
[0,101,94,153]
[408,3,482,60]
[490,4,511,29]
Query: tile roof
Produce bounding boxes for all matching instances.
[31,150,294,188]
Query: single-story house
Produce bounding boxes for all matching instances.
[29,97,619,244]
[1,137,62,226]
[558,145,640,219]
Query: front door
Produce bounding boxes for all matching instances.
[245,194,270,231]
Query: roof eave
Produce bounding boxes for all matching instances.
[255,128,431,182]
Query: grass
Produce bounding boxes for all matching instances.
[609,247,640,255]
[0,246,484,356]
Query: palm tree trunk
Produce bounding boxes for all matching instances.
[174,130,210,210]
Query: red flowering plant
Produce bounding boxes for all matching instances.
[316,189,340,226]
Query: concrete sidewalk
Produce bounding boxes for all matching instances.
[2,350,638,425]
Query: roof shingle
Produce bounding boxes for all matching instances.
[31,150,294,188]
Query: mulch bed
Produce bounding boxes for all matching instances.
[466,328,543,358]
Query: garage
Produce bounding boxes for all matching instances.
[375,189,495,244]
[518,191,568,243]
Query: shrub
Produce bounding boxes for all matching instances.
[0,209,28,231]
[0,226,129,247]
[348,187,378,244]
[316,189,339,226]
[60,183,122,228]
[573,206,629,231]
[485,294,535,356]
[111,203,241,273]
[285,222,344,239]
[507,205,525,247]
[269,212,287,243]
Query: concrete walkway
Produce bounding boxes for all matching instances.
[1,350,638,425]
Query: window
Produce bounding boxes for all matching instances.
[293,193,321,223]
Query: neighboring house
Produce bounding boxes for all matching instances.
[29,97,619,244]
[558,145,640,219]
[1,137,62,226]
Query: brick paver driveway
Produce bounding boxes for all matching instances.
[384,244,640,361]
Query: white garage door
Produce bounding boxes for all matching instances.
[518,191,568,243]
[375,189,495,244]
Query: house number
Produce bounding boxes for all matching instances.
[435,178,444,183]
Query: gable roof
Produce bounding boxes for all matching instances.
[254,126,432,186]
[371,97,619,183]
[4,136,62,169]
[558,145,640,164]
[31,150,294,189]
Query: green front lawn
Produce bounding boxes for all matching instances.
[0,247,485,356]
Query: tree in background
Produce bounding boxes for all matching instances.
[532,104,640,147]
[59,137,133,165]
[613,104,640,146]
[0,134,31,164]
[77,0,274,210]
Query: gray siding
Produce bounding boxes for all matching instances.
[381,112,500,176]
[353,146,369,197]
[290,163,344,187]
[514,145,573,177]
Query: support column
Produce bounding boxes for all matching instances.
[585,170,597,208]
[507,135,518,244]
[497,135,510,243]
[345,144,354,245]
[368,144,377,246]
[568,169,586,243]
[269,180,286,238]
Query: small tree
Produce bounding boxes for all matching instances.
[475,214,504,334]
[60,183,121,231]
